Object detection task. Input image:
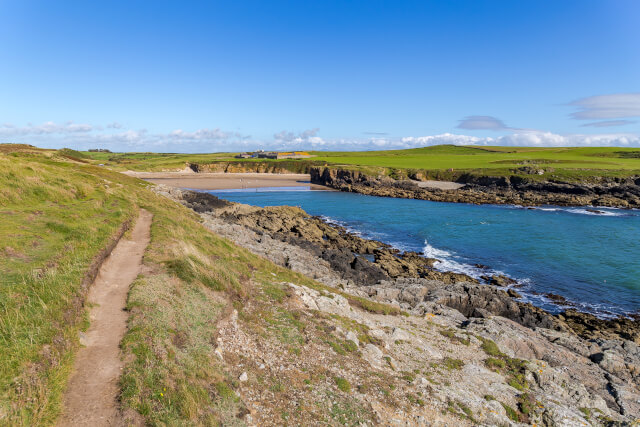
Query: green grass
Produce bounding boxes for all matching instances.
[80,144,640,183]
[439,328,470,345]
[441,357,465,370]
[334,377,351,393]
[311,145,640,181]
[479,337,505,357]
[502,402,520,422]
[0,148,143,424]
[479,337,529,392]
[2,144,407,424]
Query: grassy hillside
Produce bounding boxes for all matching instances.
[3,143,637,425]
[0,144,407,425]
[0,145,139,423]
[82,145,640,182]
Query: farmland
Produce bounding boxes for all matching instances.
[82,145,640,182]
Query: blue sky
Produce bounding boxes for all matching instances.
[1,0,639,152]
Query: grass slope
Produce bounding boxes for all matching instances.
[1,144,407,425]
[0,146,139,423]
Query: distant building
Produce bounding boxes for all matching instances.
[88,148,112,153]
[235,151,312,159]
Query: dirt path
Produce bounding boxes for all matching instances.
[58,209,152,426]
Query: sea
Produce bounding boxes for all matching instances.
[203,186,640,319]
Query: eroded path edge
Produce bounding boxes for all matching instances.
[58,209,152,426]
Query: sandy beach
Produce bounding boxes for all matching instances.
[124,171,330,190]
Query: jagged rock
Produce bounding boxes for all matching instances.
[390,327,412,342]
[345,330,359,346]
[559,309,640,343]
[361,344,384,369]
[155,185,640,424]
[481,274,517,287]
[310,166,640,209]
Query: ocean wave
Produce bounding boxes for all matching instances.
[423,240,507,280]
[523,206,629,217]
[323,218,631,319]
[565,208,625,217]
[504,203,634,217]
[422,240,622,317]
[320,215,417,252]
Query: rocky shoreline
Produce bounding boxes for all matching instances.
[310,167,640,209]
[156,185,640,424]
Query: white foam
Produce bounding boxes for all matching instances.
[324,219,631,319]
[506,204,631,217]
[565,208,623,217]
[423,240,491,278]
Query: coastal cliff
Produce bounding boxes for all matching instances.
[187,160,317,174]
[310,166,640,208]
[155,185,640,425]
[183,160,640,208]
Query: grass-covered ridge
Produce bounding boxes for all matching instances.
[82,144,640,183]
[1,144,409,425]
[0,146,140,423]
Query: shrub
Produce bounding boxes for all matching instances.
[442,357,465,370]
[334,377,351,393]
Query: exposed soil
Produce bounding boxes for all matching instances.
[124,171,330,190]
[58,209,152,426]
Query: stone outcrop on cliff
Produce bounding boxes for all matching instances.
[310,166,640,208]
[154,185,640,424]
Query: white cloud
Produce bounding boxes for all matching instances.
[403,131,640,148]
[457,115,510,131]
[1,121,639,152]
[569,93,640,120]
[0,121,94,136]
[581,120,636,128]
[169,128,235,141]
[0,121,257,153]
[273,128,320,144]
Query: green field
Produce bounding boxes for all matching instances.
[81,145,640,182]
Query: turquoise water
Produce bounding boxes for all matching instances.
[205,187,640,318]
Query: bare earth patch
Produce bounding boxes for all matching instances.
[58,210,152,426]
[123,171,330,190]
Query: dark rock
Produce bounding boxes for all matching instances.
[181,191,230,212]
[481,274,517,287]
[310,166,640,209]
[559,309,640,343]
[544,293,575,306]
[507,289,522,299]
[427,283,565,331]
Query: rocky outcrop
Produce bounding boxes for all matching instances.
[176,190,477,287]
[171,188,640,344]
[188,160,317,174]
[154,185,640,423]
[310,166,640,208]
